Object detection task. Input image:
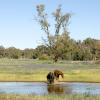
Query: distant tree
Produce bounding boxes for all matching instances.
[22,49,34,59]
[5,47,21,59]
[35,4,71,62]
[83,38,100,60]
[0,46,5,58]
[35,45,50,60]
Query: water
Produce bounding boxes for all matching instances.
[0,82,100,95]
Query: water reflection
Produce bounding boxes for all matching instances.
[47,84,72,94]
[47,85,64,94]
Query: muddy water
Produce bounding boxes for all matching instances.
[0,82,100,95]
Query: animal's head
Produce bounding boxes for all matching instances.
[54,70,64,78]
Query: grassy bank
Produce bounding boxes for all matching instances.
[0,94,100,100]
[0,58,99,82]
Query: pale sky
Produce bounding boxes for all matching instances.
[0,0,100,49]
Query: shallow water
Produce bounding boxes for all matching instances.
[0,82,100,95]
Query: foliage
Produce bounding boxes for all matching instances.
[39,54,50,60]
[0,38,99,60]
[35,4,71,62]
[35,4,100,62]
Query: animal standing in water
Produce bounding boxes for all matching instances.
[47,70,64,84]
[47,72,55,84]
[54,70,64,80]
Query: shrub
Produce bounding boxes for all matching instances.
[39,54,50,60]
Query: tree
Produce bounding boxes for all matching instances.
[0,46,5,58]
[35,4,71,62]
[5,47,21,59]
[83,38,100,60]
[35,45,50,60]
[22,49,35,59]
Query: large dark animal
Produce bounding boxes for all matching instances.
[54,70,64,80]
[47,72,55,84]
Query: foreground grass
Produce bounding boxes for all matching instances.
[0,58,99,82]
[0,94,100,100]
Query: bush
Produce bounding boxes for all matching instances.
[39,54,50,60]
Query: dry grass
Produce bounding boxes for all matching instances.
[0,94,100,100]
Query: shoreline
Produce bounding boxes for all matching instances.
[0,80,100,83]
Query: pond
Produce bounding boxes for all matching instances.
[0,82,100,95]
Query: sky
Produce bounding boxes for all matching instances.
[0,0,100,49]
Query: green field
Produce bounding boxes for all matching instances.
[0,58,100,82]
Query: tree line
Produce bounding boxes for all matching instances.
[0,38,99,61]
[0,46,36,59]
[35,38,100,61]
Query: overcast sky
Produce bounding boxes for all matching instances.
[0,0,100,49]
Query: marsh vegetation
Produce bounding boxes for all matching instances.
[0,59,99,82]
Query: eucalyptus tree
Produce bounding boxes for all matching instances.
[35,4,71,62]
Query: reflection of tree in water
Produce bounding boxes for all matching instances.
[47,84,72,94]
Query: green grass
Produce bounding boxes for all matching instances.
[0,94,100,100]
[0,58,100,82]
